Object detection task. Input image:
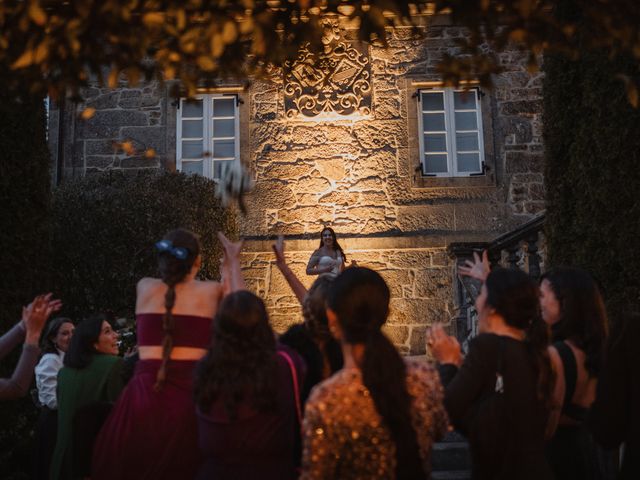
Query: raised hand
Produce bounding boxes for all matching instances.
[217,231,245,292]
[458,250,490,282]
[427,324,462,366]
[272,235,286,267]
[217,231,243,259]
[22,294,58,345]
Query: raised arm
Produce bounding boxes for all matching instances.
[0,294,59,400]
[218,232,245,293]
[272,236,307,304]
[428,326,491,432]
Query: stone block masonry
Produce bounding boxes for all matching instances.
[49,19,545,348]
[241,241,455,356]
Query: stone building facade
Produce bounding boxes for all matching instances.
[48,17,544,355]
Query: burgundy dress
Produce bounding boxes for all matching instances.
[92,313,210,480]
[196,346,305,480]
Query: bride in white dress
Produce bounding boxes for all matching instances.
[306,227,347,277]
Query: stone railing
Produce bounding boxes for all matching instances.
[446,213,546,350]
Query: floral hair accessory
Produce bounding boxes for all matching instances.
[155,239,189,260]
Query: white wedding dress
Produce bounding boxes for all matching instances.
[318,253,343,276]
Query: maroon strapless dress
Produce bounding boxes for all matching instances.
[92,313,210,480]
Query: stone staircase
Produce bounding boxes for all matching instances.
[431,431,471,480]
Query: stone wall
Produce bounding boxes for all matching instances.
[242,240,454,355]
[48,83,167,180]
[49,19,545,353]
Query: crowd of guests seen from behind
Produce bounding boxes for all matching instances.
[0,228,637,480]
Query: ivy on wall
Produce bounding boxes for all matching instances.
[543,50,640,321]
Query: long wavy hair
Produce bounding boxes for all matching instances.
[327,267,424,479]
[64,314,110,369]
[318,227,347,263]
[540,267,608,376]
[486,268,555,408]
[194,291,278,418]
[40,317,73,355]
[155,228,200,391]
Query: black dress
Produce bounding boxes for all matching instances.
[588,316,640,480]
[439,333,553,480]
[279,323,343,404]
[546,341,602,480]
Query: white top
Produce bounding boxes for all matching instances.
[318,253,343,276]
[35,351,64,409]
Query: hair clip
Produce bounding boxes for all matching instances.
[155,240,189,260]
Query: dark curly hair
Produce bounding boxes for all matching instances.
[327,267,423,479]
[40,317,74,355]
[194,291,278,419]
[486,268,554,408]
[541,267,608,376]
[155,228,200,391]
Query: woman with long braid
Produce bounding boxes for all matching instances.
[301,267,447,479]
[92,229,244,480]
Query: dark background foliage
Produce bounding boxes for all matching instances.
[50,171,236,321]
[0,80,51,479]
[543,43,640,323]
[0,170,235,478]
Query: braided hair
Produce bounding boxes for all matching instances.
[154,229,200,391]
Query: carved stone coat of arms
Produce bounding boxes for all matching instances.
[284,31,372,120]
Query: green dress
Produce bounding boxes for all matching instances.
[50,354,124,480]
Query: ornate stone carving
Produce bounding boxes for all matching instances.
[284,29,371,120]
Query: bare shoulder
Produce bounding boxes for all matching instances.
[310,249,322,258]
[194,279,222,293]
[137,277,162,293]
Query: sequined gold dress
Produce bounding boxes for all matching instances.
[301,359,448,479]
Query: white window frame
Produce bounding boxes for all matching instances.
[417,88,485,177]
[176,93,240,180]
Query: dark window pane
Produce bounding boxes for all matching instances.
[424,133,447,152]
[181,160,203,175]
[182,141,203,159]
[457,153,481,173]
[421,91,444,111]
[454,91,476,110]
[182,120,203,138]
[213,98,235,117]
[424,154,448,174]
[455,111,477,130]
[423,113,445,131]
[182,99,203,117]
[213,140,235,158]
[213,118,235,138]
[456,132,479,151]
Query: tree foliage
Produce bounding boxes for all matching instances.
[0,79,50,479]
[1,1,639,100]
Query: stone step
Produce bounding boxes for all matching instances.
[432,470,472,480]
[431,431,472,476]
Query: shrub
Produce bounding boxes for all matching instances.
[0,86,51,478]
[50,170,236,322]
